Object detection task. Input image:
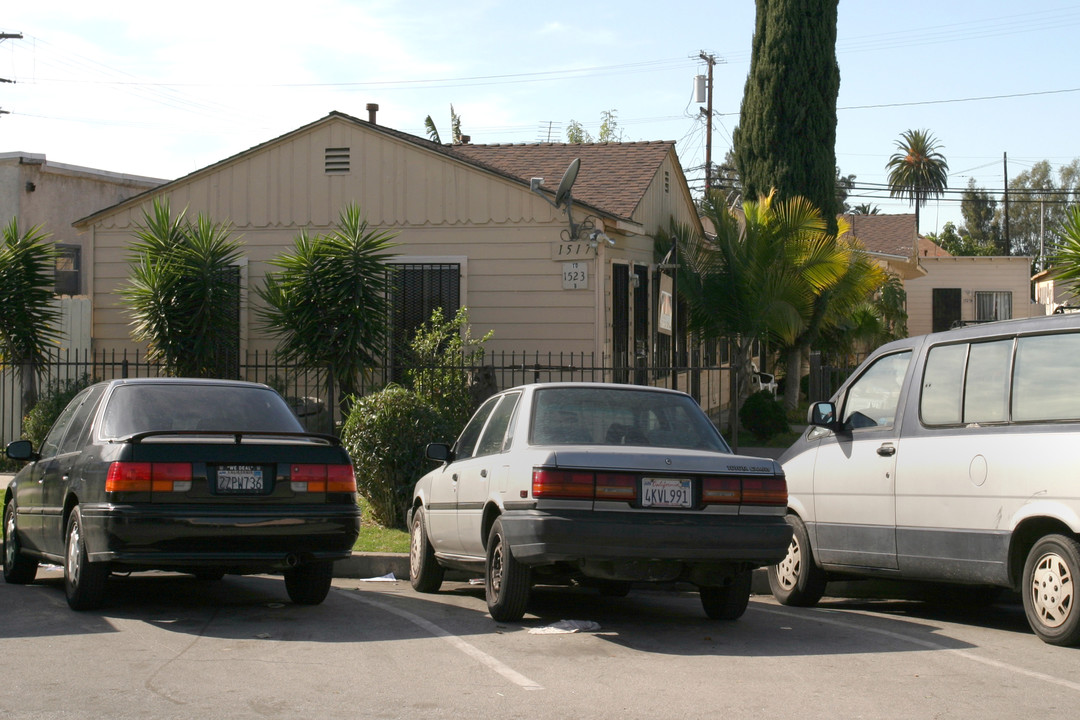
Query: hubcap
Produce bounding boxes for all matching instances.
[775,535,802,590]
[489,536,504,598]
[410,519,422,575]
[67,520,82,587]
[4,507,16,567]
[1031,551,1074,629]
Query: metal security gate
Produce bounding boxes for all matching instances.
[388,263,461,381]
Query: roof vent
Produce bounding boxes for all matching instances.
[325,147,350,174]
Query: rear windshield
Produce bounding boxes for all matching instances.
[101,384,304,438]
[530,386,729,452]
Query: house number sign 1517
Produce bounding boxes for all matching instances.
[562,262,588,290]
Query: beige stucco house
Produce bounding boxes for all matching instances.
[74,110,702,378]
[846,212,1037,336]
[1,152,165,297]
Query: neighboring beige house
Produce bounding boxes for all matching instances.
[74,110,702,378]
[1033,266,1080,314]
[845,212,1037,336]
[0,152,165,297]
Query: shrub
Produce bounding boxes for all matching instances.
[23,374,93,449]
[340,385,455,530]
[740,390,790,442]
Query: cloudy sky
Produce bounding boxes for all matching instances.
[3,1,1078,233]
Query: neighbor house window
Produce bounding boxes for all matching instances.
[975,291,1012,322]
[54,244,81,295]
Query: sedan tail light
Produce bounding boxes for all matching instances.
[291,464,357,493]
[531,468,786,506]
[106,462,193,493]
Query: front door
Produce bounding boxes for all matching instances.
[811,351,913,570]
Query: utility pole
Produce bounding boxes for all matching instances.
[1003,152,1011,255]
[698,52,716,193]
[1,32,22,116]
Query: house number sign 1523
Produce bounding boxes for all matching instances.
[562,262,588,290]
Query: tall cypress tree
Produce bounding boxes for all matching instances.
[733,0,840,231]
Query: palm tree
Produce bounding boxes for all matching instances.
[0,218,62,408]
[850,202,881,215]
[121,198,243,377]
[886,129,949,234]
[671,190,856,444]
[257,203,398,414]
[1050,205,1080,301]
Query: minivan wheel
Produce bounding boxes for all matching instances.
[700,569,752,620]
[4,500,38,584]
[768,515,827,607]
[409,507,444,593]
[1022,534,1080,646]
[64,507,109,610]
[485,517,530,622]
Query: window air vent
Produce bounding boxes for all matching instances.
[325,147,351,174]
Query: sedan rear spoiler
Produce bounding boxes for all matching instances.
[117,430,342,446]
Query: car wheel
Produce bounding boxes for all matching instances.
[64,506,109,611]
[409,507,444,593]
[768,514,827,607]
[3,500,38,585]
[485,517,530,622]
[1022,534,1080,646]
[284,561,334,605]
[700,568,752,620]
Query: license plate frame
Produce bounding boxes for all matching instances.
[641,477,692,509]
[215,465,266,494]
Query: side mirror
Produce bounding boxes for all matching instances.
[425,442,453,463]
[808,401,841,431]
[5,439,38,462]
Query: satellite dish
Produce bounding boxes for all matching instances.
[553,158,580,209]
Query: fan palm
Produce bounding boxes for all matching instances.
[0,218,62,407]
[886,129,949,234]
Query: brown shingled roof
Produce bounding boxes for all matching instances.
[450,141,676,222]
[843,213,917,258]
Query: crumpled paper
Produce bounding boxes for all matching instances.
[358,572,397,582]
[528,619,601,634]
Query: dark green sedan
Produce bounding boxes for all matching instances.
[3,378,361,610]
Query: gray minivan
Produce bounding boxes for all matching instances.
[770,313,1080,645]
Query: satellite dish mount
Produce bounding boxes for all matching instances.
[531,158,587,240]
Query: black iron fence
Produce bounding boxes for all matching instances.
[2,348,742,447]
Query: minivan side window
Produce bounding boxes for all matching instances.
[964,340,1013,423]
[841,351,911,430]
[921,343,966,424]
[1013,333,1080,422]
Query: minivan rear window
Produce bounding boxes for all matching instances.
[1013,333,1080,422]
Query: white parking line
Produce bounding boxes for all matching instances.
[755,604,1080,693]
[337,588,544,691]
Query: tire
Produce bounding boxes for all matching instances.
[1022,534,1080,646]
[409,507,444,593]
[700,568,752,620]
[485,517,530,622]
[284,561,334,605]
[768,514,827,607]
[3,500,38,585]
[64,506,109,610]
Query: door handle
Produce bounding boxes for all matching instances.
[877,444,896,457]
